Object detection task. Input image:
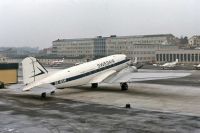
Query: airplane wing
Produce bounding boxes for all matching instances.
[90,70,117,83]
[103,71,191,83]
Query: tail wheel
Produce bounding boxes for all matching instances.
[91,83,98,88]
[120,82,128,91]
[41,92,46,98]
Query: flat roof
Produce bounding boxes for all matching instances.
[53,34,174,42]
[0,63,18,70]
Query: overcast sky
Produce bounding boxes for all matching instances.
[0,0,199,49]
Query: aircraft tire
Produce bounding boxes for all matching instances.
[91,83,98,88]
[41,92,46,98]
[120,82,128,91]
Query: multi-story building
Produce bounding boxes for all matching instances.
[52,34,178,62]
[128,44,178,63]
[156,49,200,64]
[188,36,200,48]
[52,38,94,59]
[105,34,178,62]
[94,36,106,58]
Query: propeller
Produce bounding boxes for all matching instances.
[127,57,144,72]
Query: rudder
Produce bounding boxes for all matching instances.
[22,57,48,84]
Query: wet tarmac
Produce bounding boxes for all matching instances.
[1,69,200,133]
[0,93,200,133]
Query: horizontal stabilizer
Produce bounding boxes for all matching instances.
[23,83,56,95]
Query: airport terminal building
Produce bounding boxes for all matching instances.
[52,34,178,62]
[156,49,200,64]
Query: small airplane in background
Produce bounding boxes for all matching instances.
[51,58,64,66]
[21,55,189,98]
[153,59,179,69]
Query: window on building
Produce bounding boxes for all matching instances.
[180,54,183,61]
[173,54,176,61]
[160,54,162,62]
[183,54,186,61]
[170,54,172,62]
[188,54,191,62]
[177,54,179,60]
[195,54,198,61]
[192,54,194,62]
[166,54,169,62]
[163,54,165,61]
[199,54,200,62]
[156,54,159,61]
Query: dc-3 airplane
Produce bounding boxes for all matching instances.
[153,59,179,69]
[22,55,189,98]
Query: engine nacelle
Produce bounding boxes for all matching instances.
[129,66,138,72]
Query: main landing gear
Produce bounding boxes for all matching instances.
[91,83,128,91]
[91,83,98,88]
[120,82,128,91]
[41,91,55,98]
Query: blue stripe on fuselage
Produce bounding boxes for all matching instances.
[51,59,130,85]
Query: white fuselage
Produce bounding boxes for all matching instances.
[23,55,130,91]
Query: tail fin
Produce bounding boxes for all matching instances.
[22,57,48,85]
